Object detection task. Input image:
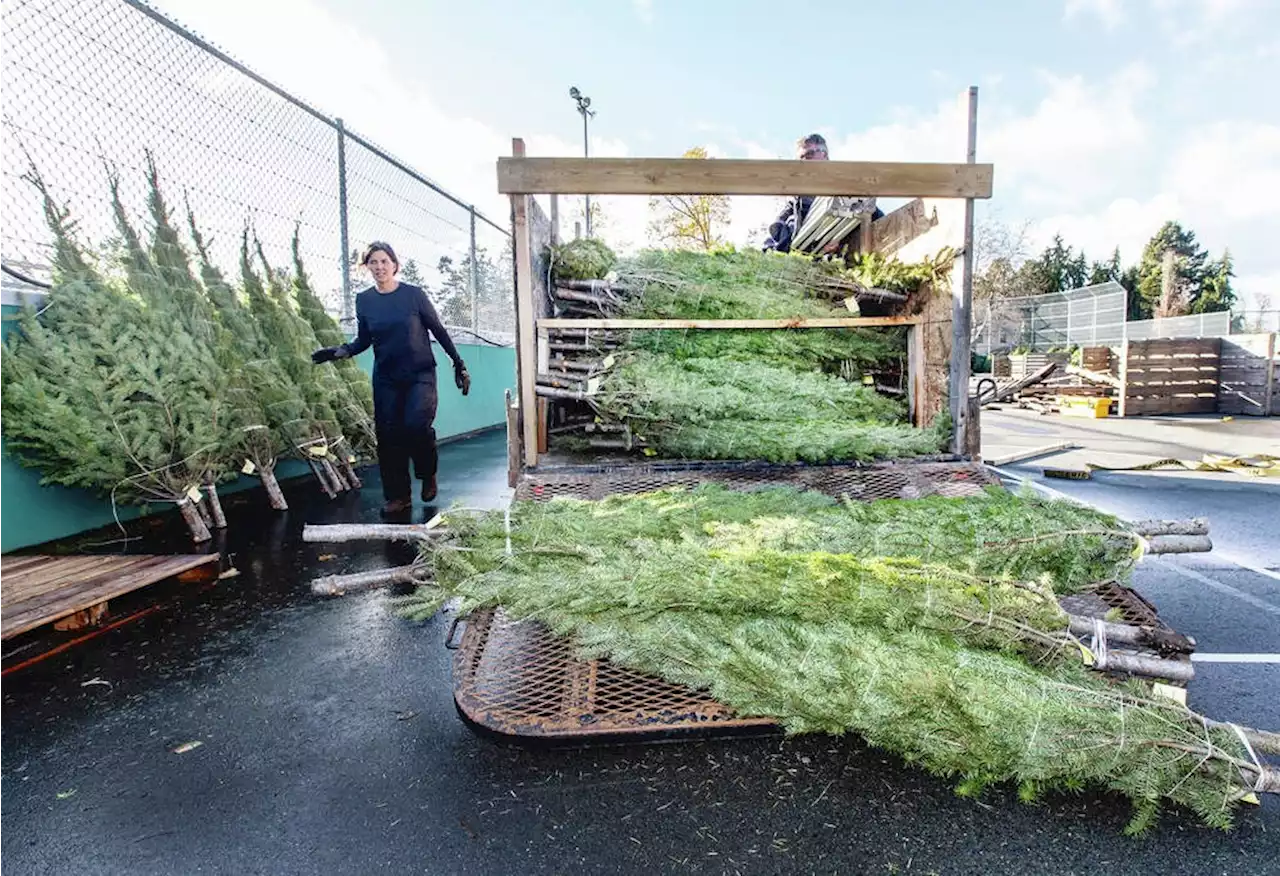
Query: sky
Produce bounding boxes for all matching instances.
[151,0,1280,309]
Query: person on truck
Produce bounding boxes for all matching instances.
[762,133,883,254]
[311,241,470,516]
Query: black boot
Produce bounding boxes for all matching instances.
[381,497,412,515]
[421,474,437,503]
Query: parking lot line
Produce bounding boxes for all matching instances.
[1190,653,1280,663]
[1155,559,1280,617]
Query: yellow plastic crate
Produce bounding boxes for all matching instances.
[1059,396,1111,418]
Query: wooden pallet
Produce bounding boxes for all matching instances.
[1,553,220,640]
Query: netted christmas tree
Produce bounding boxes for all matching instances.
[541,242,945,462]
[396,485,1279,833]
[112,159,250,528]
[242,234,360,497]
[2,168,225,541]
[289,231,376,467]
[187,208,299,510]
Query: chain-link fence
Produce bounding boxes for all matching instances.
[1,0,513,344]
[1231,309,1280,334]
[973,282,1128,354]
[974,282,1240,354]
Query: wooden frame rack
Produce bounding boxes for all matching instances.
[500,90,991,472]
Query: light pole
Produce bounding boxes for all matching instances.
[569,86,595,237]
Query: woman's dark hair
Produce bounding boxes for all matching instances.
[362,241,399,270]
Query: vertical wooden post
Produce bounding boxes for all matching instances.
[965,395,982,459]
[1118,340,1130,417]
[907,324,927,426]
[1264,331,1276,416]
[949,86,979,454]
[549,194,560,246]
[505,389,520,488]
[511,138,540,468]
[857,211,874,253]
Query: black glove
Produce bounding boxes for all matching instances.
[311,347,347,364]
[454,360,471,396]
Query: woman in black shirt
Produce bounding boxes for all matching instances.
[313,242,470,514]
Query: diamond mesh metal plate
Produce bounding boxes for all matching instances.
[454,461,1186,742]
[514,458,1001,502]
[453,607,776,741]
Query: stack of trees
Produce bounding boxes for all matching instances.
[1,157,376,542]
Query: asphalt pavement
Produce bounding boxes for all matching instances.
[3,428,1279,875]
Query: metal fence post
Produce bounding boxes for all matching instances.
[336,117,352,325]
[469,206,480,336]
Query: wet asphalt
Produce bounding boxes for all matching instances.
[3,430,1279,875]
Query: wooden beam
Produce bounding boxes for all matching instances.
[949,86,979,454]
[908,324,926,426]
[1267,331,1276,417]
[498,157,994,198]
[511,138,539,468]
[537,316,921,331]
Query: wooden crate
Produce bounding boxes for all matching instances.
[1082,346,1112,375]
[1119,338,1221,416]
[1218,333,1276,416]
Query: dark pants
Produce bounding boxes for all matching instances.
[372,373,438,501]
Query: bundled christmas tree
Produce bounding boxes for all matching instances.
[3,169,225,541]
[397,485,1279,833]
[110,162,245,529]
[3,153,383,535]
[541,242,945,462]
[187,209,298,510]
[290,231,376,463]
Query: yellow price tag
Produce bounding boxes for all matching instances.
[425,513,444,530]
[1151,682,1187,706]
[186,485,203,503]
[241,459,257,475]
[307,444,329,458]
[602,354,616,369]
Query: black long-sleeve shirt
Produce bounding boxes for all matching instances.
[340,283,462,383]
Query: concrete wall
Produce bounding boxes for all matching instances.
[1,302,514,551]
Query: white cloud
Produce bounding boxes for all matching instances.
[1026,193,1184,265]
[1234,272,1278,311]
[153,0,1279,302]
[984,64,1155,209]
[1064,0,1126,29]
[633,0,654,25]
[1165,121,1280,222]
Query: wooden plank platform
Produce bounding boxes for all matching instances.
[1,553,220,640]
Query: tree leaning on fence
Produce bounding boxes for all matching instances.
[1,156,395,541]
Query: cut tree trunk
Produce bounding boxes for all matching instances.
[310,458,338,498]
[1132,518,1210,537]
[335,454,363,490]
[1094,652,1195,683]
[1066,615,1195,653]
[194,495,214,529]
[179,499,212,543]
[323,458,350,492]
[537,385,597,403]
[310,564,423,597]
[1145,535,1213,555]
[260,465,289,511]
[303,523,449,543]
[203,479,228,529]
